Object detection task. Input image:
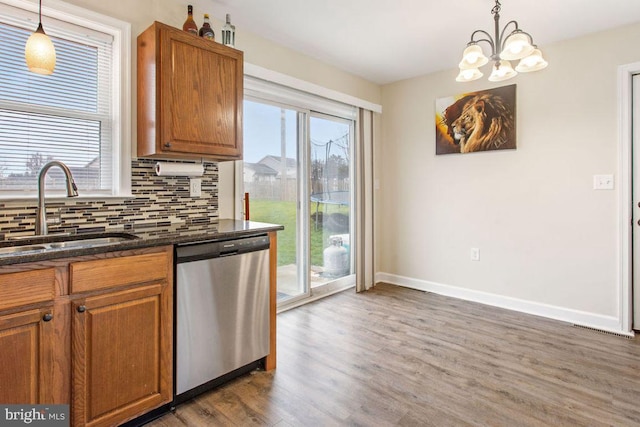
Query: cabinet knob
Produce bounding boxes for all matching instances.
[164,142,172,149]
[42,313,53,322]
[77,305,86,313]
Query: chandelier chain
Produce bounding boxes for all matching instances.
[491,0,501,16]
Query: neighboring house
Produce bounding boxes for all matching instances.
[243,162,278,183]
[0,158,100,191]
[244,156,297,201]
[257,155,297,180]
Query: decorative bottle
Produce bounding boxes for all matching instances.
[221,14,235,47]
[182,5,198,35]
[199,14,215,40]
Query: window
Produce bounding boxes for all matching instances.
[0,0,130,198]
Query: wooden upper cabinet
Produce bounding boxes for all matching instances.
[137,21,243,161]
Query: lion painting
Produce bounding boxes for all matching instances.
[435,85,516,154]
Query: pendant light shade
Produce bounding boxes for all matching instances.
[515,48,548,73]
[459,44,489,70]
[488,61,517,82]
[500,32,534,60]
[25,0,56,75]
[456,67,483,82]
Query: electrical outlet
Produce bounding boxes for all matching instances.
[470,247,480,261]
[190,178,202,197]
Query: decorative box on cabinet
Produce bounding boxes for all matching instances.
[137,21,243,160]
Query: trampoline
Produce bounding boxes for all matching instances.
[310,191,350,231]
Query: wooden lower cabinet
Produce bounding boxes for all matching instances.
[0,245,173,427]
[71,283,172,427]
[70,247,173,427]
[0,267,67,405]
[0,305,56,404]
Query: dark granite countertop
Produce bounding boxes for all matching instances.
[0,219,284,266]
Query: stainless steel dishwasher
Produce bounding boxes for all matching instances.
[174,234,270,402]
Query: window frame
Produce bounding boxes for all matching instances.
[0,0,131,199]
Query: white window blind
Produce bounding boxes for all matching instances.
[0,0,130,197]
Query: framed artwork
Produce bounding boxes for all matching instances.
[435,84,516,155]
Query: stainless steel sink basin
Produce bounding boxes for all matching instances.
[0,233,139,257]
[0,245,48,255]
[46,236,133,249]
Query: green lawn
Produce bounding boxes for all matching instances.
[250,199,349,267]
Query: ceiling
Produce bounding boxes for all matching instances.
[211,0,640,85]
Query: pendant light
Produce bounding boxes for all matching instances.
[456,0,547,82]
[25,0,56,75]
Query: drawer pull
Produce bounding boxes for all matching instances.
[77,305,86,313]
[42,313,53,322]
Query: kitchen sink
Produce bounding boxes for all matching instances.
[0,245,48,255]
[0,233,140,257]
[46,236,133,249]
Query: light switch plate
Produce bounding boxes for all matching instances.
[593,174,614,190]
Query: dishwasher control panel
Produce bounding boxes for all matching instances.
[176,234,269,263]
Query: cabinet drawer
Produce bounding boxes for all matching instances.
[70,252,170,293]
[0,269,56,311]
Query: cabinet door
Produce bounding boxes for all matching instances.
[0,306,56,404]
[160,27,243,158]
[72,283,172,427]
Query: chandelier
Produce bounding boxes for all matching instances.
[456,0,547,82]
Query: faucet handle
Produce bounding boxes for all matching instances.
[67,180,78,197]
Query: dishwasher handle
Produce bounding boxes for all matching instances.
[219,242,239,257]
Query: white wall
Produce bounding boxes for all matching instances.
[377,22,640,333]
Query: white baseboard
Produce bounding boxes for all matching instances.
[376,272,633,337]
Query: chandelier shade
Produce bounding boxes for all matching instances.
[456,67,483,82]
[500,32,535,60]
[25,0,56,75]
[456,0,546,82]
[459,44,489,70]
[515,48,548,73]
[488,61,517,82]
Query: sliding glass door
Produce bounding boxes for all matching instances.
[309,114,354,291]
[242,100,306,300]
[242,97,355,307]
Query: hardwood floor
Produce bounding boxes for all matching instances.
[147,283,640,426]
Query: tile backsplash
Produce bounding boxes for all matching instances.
[0,159,219,239]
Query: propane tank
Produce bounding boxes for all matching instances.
[323,236,349,277]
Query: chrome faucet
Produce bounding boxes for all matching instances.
[36,161,79,235]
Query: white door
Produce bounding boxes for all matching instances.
[633,73,640,328]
